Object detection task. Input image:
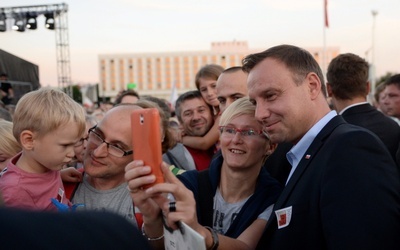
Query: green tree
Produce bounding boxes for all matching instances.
[63,85,82,104]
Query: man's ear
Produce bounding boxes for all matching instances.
[307,72,323,100]
[366,81,371,96]
[266,142,278,157]
[20,130,35,150]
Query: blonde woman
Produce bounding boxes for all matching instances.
[126,97,282,249]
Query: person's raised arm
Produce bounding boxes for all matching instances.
[125,160,166,249]
[146,164,267,250]
[182,115,220,150]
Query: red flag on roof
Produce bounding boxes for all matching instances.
[324,0,329,28]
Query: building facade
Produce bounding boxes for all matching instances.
[98,41,339,102]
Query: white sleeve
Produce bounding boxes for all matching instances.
[257,204,274,221]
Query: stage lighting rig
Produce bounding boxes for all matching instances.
[12,14,25,32]
[45,12,55,30]
[26,13,37,30]
[0,3,72,96]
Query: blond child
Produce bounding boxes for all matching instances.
[0,87,86,211]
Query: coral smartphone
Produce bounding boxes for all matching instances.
[131,108,164,189]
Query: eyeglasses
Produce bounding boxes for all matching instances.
[88,126,133,157]
[74,137,88,147]
[219,126,267,139]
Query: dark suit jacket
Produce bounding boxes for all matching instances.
[257,115,400,250]
[264,142,292,186]
[341,103,400,164]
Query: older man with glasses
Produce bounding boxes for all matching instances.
[67,104,141,226]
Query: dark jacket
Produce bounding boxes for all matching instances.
[257,115,400,250]
[178,154,282,238]
[341,103,400,165]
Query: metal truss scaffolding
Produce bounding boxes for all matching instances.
[0,3,72,96]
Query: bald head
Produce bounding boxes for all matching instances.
[93,104,143,154]
[83,104,143,182]
[102,104,142,124]
[216,68,248,113]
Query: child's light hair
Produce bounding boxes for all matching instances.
[12,87,86,142]
[219,97,256,127]
[0,120,21,156]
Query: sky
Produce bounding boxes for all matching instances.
[1,0,399,87]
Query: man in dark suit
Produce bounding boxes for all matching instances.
[384,74,400,166]
[326,53,400,166]
[242,45,400,249]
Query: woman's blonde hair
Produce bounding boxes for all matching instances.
[0,120,21,157]
[13,87,86,143]
[219,97,271,162]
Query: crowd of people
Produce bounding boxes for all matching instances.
[0,44,400,249]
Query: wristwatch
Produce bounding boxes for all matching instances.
[204,226,219,250]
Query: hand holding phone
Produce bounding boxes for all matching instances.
[131,108,164,189]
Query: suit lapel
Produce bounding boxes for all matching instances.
[266,116,346,228]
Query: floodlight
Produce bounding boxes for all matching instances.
[0,12,6,32]
[26,13,37,30]
[12,15,25,32]
[45,12,55,30]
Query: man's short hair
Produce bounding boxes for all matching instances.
[222,66,244,74]
[326,53,369,100]
[242,44,326,97]
[114,90,140,105]
[175,90,212,123]
[385,74,400,89]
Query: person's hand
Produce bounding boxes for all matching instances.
[125,160,163,224]
[60,167,82,182]
[145,164,200,232]
[180,127,187,137]
[172,128,183,143]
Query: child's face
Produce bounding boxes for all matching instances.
[198,77,219,107]
[31,121,82,172]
